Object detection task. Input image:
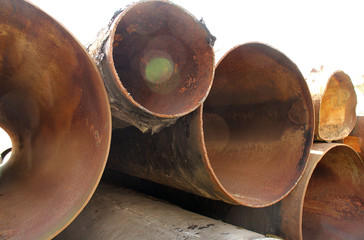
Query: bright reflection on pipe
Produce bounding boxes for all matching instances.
[145,57,174,84]
[141,50,180,95]
[310,149,324,155]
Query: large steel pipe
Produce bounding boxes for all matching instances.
[220,143,364,239]
[107,43,314,207]
[54,183,269,240]
[88,0,215,133]
[0,0,111,239]
[307,70,357,141]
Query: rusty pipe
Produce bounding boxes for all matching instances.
[107,43,314,207]
[54,183,270,240]
[0,0,111,239]
[343,115,364,160]
[306,70,357,141]
[88,0,215,133]
[219,143,364,240]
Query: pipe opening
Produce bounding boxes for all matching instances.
[0,128,12,168]
[319,71,357,141]
[203,43,313,206]
[302,146,364,239]
[0,1,111,238]
[111,1,214,116]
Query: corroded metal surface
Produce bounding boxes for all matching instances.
[88,0,215,133]
[307,70,357,141]
[220,144,364,240]
[204,43,314,206]
[343,115,364,160]
[107,43,314,207]
[54,183,266,240]
[0,0,111,239]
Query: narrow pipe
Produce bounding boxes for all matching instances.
[220,143,364,239]
[0,0,111,239]
[88,0,215,133]
[107,43,314,207]
[307,70,357,141]
[54,183,269,240]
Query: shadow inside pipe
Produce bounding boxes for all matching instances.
[302,147,364,240]
[202,43,314,206]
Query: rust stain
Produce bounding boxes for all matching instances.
[343,136,361,153]
[90,125,102,146]
[112,34,124,48]
[179,86,187,94]
[184,74,196,89]
[126,24,137,34]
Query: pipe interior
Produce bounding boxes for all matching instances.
[302,146,364,239]
[112,1,214,116]
[319,71,357,141]
[203,43,313,206]
[0,2,110,239]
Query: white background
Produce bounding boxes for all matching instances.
[28,0,364,79]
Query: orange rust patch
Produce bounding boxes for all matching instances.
[126,24,137,34]
[343,136,361,153]
[113,34,124,47]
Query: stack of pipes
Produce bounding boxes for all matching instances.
[0,0,363,239]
